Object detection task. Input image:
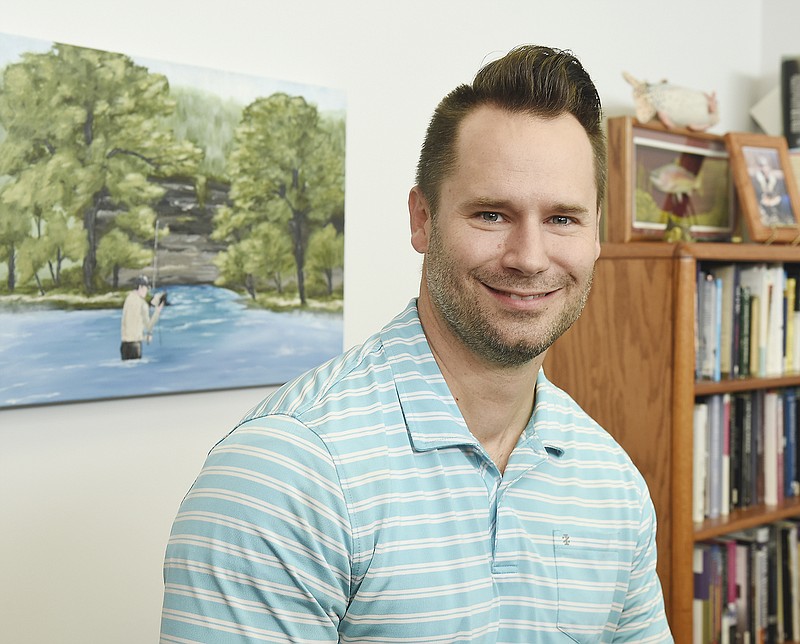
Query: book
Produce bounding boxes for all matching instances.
[767,526,780,643]
[739,264,769,376]
[764,391,781,506]
[785,276,796,373]
[698,271,718,380]
[794,311,800,373]
[740,393,755,508]
[712,264,738,378]
[750,293,761,377]
[739,285,752,379]
[778,522,795,641]
[784,389,799,498]
[736,539,752,642]
[722,538,739,644]
[753,527,770,644]
[694,401,709,523]
[694,544,711,644]
[708,394,725,519]
[714,276,724,381]
[766,266,786,377]
[730,395,744,509]
[722,393,731,516]
[754,390,765,506]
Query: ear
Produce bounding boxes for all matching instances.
[594,206,602,261]
[409,186,432,254]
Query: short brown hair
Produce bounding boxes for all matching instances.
[415,45,606,214]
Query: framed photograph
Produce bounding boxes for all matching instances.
[0,32,346,408]
[606,116,734,243]
[725,132,800,244]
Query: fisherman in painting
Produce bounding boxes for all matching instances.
[120,275,164,361]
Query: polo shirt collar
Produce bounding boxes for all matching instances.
[381,300,477,452]
[380,300,564,462]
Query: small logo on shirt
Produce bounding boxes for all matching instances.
[561,534,570,546]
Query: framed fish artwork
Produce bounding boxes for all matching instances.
[606,116,734,243]
[725,132,800,244]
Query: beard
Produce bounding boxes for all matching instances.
[424,222,594,368]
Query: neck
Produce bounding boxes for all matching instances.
[417,296,543,473]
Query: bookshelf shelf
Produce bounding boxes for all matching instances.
[694,497,800,541]
[695,374,800,396]
[543,240,800,644]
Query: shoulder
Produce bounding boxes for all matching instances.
[242,332,386,425]
[535,370,648,491]
[239,300,425,432]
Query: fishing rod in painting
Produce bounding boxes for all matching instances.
[153,217,160,291]
[150,217,169,308]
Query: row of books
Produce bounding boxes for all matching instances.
[693,389,800,523]
[694,522,800,644]
[695,263,800,381]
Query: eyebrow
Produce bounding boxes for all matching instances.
[466,197,593,217]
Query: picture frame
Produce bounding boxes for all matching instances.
[606,116,734,243]
[0,32,346,409]
[725,132,800,244]
[789,148,800,199]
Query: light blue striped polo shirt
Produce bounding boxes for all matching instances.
[161,299,672,643]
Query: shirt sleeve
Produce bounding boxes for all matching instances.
[160,415,353,643]
[614,490,674,642]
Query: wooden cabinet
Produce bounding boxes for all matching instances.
[544,241,800,644]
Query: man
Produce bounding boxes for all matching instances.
[161,45,673,642]
[752,154,790,225]
[120,275,164,360]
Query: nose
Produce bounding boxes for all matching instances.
[500,220,550,275]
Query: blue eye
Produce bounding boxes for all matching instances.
[480,212,503,223]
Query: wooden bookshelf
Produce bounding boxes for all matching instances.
[544,241,800,644]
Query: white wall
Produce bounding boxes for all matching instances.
[0,1,790,642]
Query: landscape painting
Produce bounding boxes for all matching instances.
[0,33,346,408]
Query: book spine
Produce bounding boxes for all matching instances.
[722,393,731,516]
[740,286,752,379]
[742,393,754,508]
[715,277,723,381]
[764,391,779,507]
[709,394,724,519]
[731,395,743,509]
[786,277,797,373]
[694,401,710,522]
[785,389,798,498]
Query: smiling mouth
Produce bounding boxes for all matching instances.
[507,292,548,301]
[484,283,555,301]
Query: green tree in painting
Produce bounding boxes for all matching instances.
[306,223,344,297]
[0,179,30,291]
[0,42,202,294]
[1,152,89,292]
[213,222,294,299]
[168,86,241,181]
[214,93,345,305]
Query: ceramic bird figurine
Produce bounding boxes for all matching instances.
[623,71,719,131]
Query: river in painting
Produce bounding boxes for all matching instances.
[0,284,343,408]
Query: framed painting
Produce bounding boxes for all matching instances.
[725,132,800,244]
[0,32,346,408]
[606,116,734,243]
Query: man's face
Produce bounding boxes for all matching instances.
[410,105,601,368]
